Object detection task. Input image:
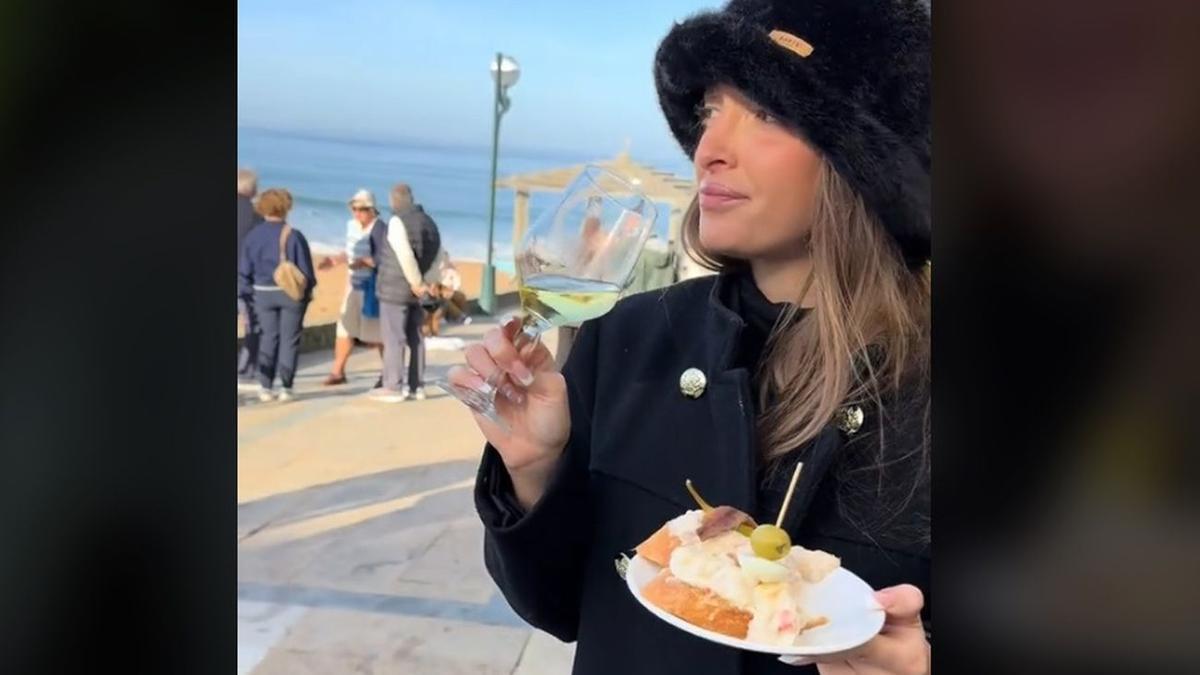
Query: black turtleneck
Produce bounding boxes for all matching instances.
[723,267,807,410]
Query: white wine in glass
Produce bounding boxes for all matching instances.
[441,165,658,425]
[518,275,623,328]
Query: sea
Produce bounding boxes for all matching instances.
[237,127,692,274]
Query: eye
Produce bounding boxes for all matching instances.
[753,107,781,125]
[695,102,719,127]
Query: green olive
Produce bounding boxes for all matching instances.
[750,524,791,561]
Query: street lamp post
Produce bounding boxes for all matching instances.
[481,52,520,315]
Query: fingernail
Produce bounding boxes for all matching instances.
[501,384,524,405]
[778,656,815,666]
[873,589,894,608]
[513,363,535,387]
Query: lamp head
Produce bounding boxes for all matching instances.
[490,54,521,89]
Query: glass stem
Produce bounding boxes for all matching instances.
[513,311,545,352]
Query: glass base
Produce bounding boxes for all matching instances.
[437,312,545,434]
[436,380,508,431]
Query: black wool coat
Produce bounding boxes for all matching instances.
[237,193,263,260]
[475,273,930,675]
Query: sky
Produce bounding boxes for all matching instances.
[238,0,720,164]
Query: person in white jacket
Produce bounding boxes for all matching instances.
[369,183,445,402]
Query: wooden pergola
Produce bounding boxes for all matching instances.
[495,147,696,256]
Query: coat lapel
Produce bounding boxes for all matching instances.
[774,426,844,533]
[703,275,759,515]
[662,272,845,530]
[657,274,755,514]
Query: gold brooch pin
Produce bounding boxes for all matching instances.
[679,368,707,399]
[614,552,631,580]
[769,29,815,58]
[836,405,864,435]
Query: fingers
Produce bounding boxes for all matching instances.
[776,655,816,668]
[876,585,925,627]
[519,339,555,374]
[498,316,556,373]
[790,637,923,675]
[782,586,927,674]
[484,325,536,386]
[499,315,524,339]
[777,656,875,673]
[446,364,486,391]
[813,614,927,675]
[473,407,513,446]
[463,343,501,382]
[462,345,525,405]
[851,634,930,675]
[447,366,513,446]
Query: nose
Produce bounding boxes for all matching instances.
[693,108,738,175]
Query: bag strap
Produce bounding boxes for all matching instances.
[278,224,292,263]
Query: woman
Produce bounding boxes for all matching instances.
[319,189,384,387]
[450,1,930,674]
[238,188,315,402]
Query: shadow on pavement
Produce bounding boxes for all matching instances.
[236,579,524,628]
[239,459,478,535]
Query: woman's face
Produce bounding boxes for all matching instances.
[694,84,823,260]
[352,206,375,226]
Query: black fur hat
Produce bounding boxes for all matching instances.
[654,0,931,267]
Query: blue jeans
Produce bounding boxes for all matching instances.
[254,289,308,389]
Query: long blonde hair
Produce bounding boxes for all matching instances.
[682,160,930,468]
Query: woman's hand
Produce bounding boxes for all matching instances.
[781,585,929,674]
[447,317,570,509]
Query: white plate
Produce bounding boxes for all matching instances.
[624,554,885,656]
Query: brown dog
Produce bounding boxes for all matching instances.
[421,284,470,337]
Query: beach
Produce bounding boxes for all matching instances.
[237,126,688,336]
[237,127,686,263]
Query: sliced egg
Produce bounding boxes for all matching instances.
[737,553,790,584]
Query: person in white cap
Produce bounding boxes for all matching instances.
[317,188,384,386]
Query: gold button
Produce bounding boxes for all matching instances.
[836,405,865,435]
[679,368,707,398]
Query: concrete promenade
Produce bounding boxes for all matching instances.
[237,318,576,674]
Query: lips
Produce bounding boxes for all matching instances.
[698,180,748,210]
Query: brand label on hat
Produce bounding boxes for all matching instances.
[769,30,814,58]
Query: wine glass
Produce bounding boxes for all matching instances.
[440,164,658,426]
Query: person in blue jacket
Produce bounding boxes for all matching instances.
[238,188,315,402]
